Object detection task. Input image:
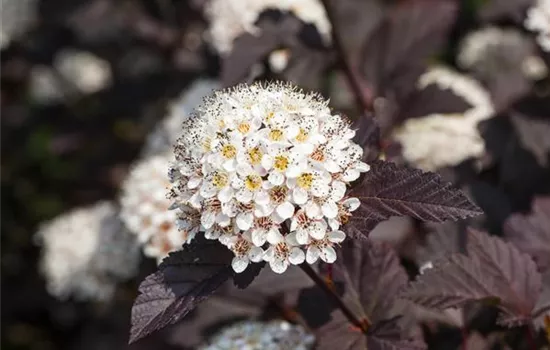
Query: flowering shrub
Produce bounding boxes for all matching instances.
[168,82,368,273]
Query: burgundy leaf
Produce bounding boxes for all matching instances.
[129,238,233,344]
[168,265,312,348]
[315,239,425,350]
[402,229,542,327]
[345,161,482,238]
[504,196,550,272]
[479,0,533,23]
[361,0,458,102]
[510,112,550,168]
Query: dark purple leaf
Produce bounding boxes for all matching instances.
[129,238,234,344]
[479,0,533,23]
[510,112,550,168]
[345,161,482,238]
[504,197,550,272]
[315,239,425,350]
[402,229,542,327]
[169,265,312,348]
[361,0,458,103]
[352,115,381,162]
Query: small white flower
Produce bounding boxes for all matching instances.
[264,232,305,274]
[305,230,346,264]
[169,82,369,274]
[524,0,550,52]
[392,66,495,171]
[228,234,264,273]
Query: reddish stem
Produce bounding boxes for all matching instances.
[299,263,370,332]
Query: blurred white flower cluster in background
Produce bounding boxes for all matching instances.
[524,0,550,52]
[205,0,331,54]
[36,201,140,301]
[30,49,112,104]
[120,154,185,263]
[457,26,548,81]
[169,82,369,274]
[392,66,495,171]
[0,0,37,49]
[198,320,315,350]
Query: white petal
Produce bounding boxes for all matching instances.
[305,201,321,218]
[324,159,341,173]
[276,202,295,220]
[321,246,337,263]
[218,187,234,203]
[200,212,216,229]
[285,232,300,246]
[310,221,327,240]
[216,213,231,227]
[289,247,305,265]
[328,230,346,243]
[255,190,270,205]
[343,169,360,182]
[231,256,249,273]
[311,181,330,197]
[223,160,236,172]
[236,189,253,203]
[328,218,340,230]
[268,172,285,185]
[200,183,217,198]
[251,229,267,246]
[306,246,321,264]
[261,154,273,170]
[296,228,309,244]
[187,177,202,189]
[322,202,339,219]
[293,188,308,205]
[270,258,289,274]
[236,212,254,230]
[263,246,274,261]
[248,247,264,262]
[331,181,347,200]
[344,197,361,211]
[267,229,283,244]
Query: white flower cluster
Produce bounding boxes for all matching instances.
[120,154,193,263]
[392,66,495,171]
[524,0,550,52]
[30,49,112,104]
[458,26,548,81]
[169,82,369,274]
[199,320,314,350]
[36,201,140,301]
[205,0,331,54]
[0,0,37,49]
[143,79,220,157]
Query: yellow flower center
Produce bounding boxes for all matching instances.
[297,173,313,189]
[296,128,308,142]
[274,155,289,171]
[218,120,226,129]
[266,111,274,121]
[248,147,262,165]
[245,175,262,191]
[238,122,250,134]
[212,172,228,189]
[222,144,236,158]
[269,129,284,141]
